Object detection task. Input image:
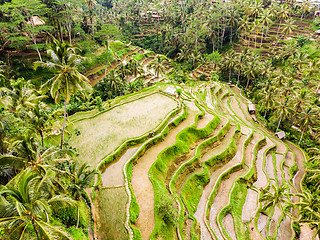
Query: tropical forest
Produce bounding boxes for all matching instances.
[1,0,320,239]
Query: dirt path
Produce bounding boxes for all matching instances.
[131,105,200,240]
[102,147,139,187]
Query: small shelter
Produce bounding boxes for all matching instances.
[275,131,286,140]
[248,103,256,114]
[27,16,45,26]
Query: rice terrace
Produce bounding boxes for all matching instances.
[2,0,320,240]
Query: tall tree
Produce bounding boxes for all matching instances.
[34,40,92,149]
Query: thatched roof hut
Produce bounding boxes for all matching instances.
[248,103,256,114]
[27,16,45,26]
[275,131,286,140]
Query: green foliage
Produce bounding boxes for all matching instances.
[66,226,89,240]
[157,196,178,225]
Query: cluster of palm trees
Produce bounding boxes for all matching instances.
[259,181,320,238]
[0,148,97,239]
[95,58,146,100]
[0,40,99,239]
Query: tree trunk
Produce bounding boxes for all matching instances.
[60,99,67,149]
[254,29,257,49]
[230,27,233,45]
[237,71,240,86]
[276,20,282,39]
[32,220,40,239]
[245,77,250,90]
[229,70,231,81]
[260,27,264,48]
[299,130,304,145]
[76,204,80,229]
[276,113,283,132]
[264,108,268,119]
[40,131,44,148]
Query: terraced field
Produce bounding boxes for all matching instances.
[75,81,306,240]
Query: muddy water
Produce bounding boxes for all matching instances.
[265,154,275,181]
[102,147,139,187]
[223,214,237,240]
[258,214,269,239]
[253,137,274,189]
[275,154,284,186]
[209,133,248,240]
[269,206,282,238]
[242,189,259,222]
[131,106,200,240]
[277,215,293,240]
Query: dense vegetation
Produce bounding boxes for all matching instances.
[1,0,320,239]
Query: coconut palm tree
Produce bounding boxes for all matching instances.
[239,15,250,44]
[258,85,275,119]
[0,168,75,240]
[276,5,289,39]
[291,88,311,113]
[276,18,296,46]
[104,69,124,95]
[300,0,313,20]
[296,106,320,144]
[243,60,257,90]
[147,55,168,77]
[26,104,62,148]
[260,183,292,230]
[295,190,320,222]
[67,161,97,228]
[259,9,272,47]
[1,79,44,116]
[274,99,293,132]
[34,40,92,149]
[128,59,144,78]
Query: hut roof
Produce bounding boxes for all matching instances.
[27,16,45,26]
[164,86,176,96]
[275,131,286,139]
[248,104,256,112]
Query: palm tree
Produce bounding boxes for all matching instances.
[67,161,97,228]
[300,0,313,20]
[116,63,131,81]
[1,79,44,115]
[223,50,235,81]
[26,104,62,148]
[239,15,250,44]
[274,99,292,132]
[227,10,238,45]
[250,18,260,49]
[147,55,168,77]
[295,190,320,222]
[276,19,296,46]
[258,85,275,119]
[276,5,289,39]
[260,183,292,234]
[243,60,257,90]
[291,88,311,113]
[259,9,272,47]
[0,169,75,240]
[104,69,123,94]
[296,106,320,144]
[128,59,144,78]
[34,40,92,149]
